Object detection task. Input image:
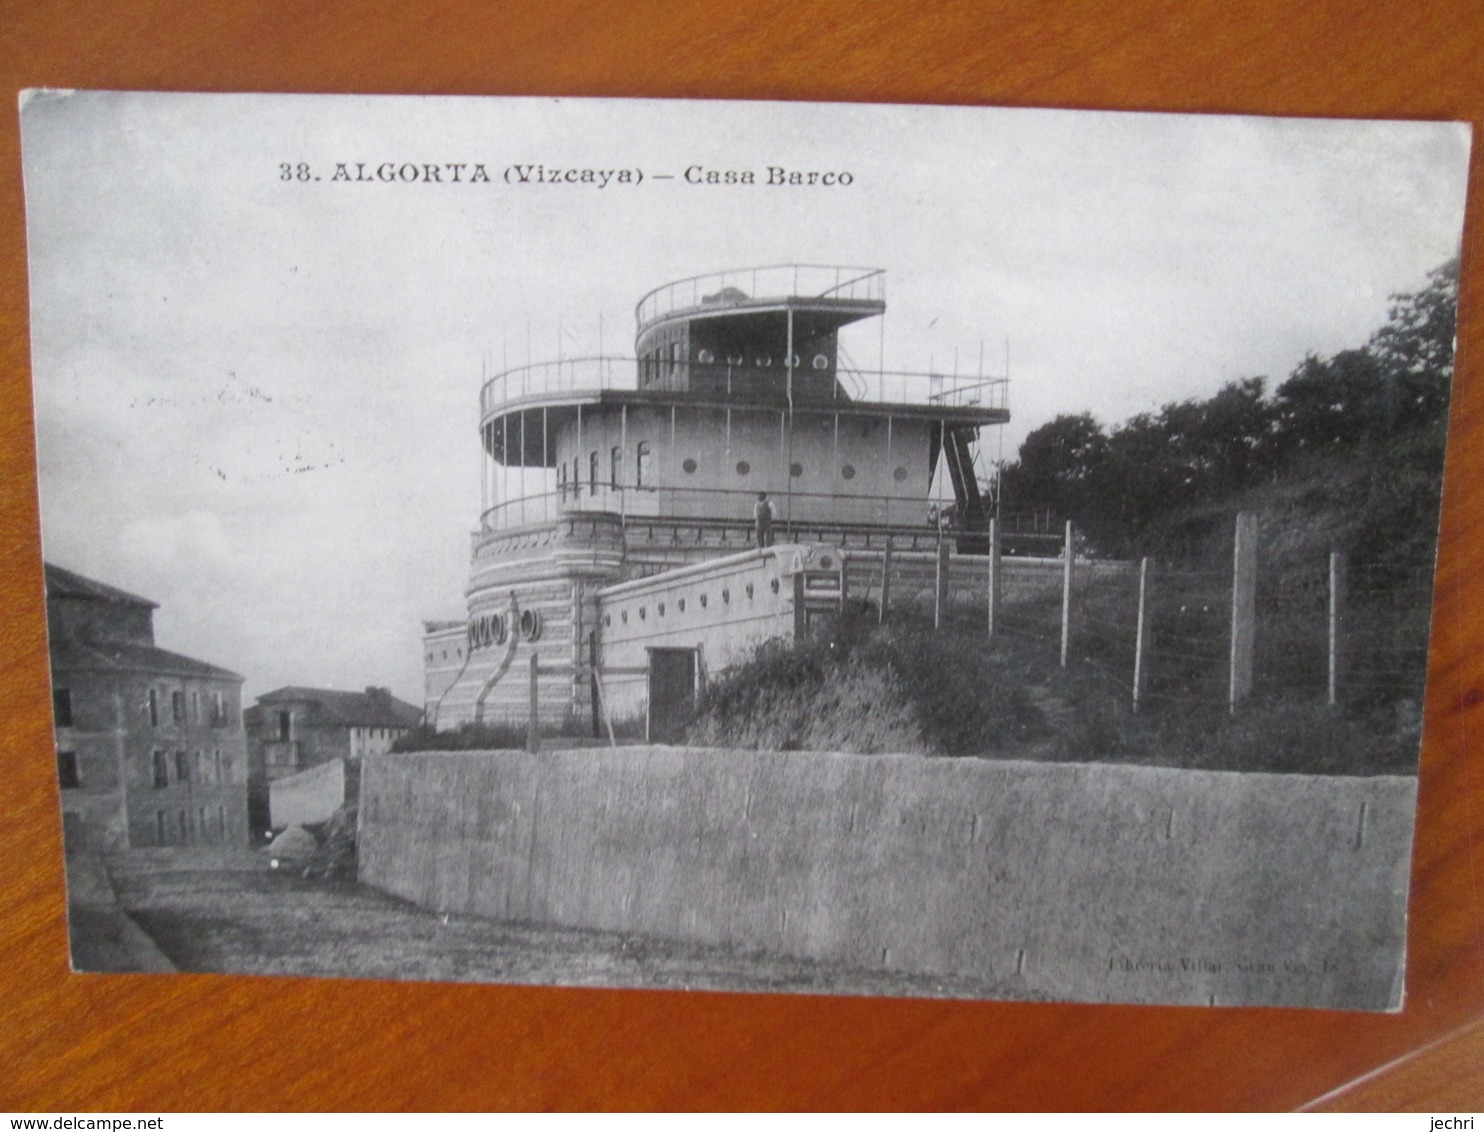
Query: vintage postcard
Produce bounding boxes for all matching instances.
[21,90,1470,1008]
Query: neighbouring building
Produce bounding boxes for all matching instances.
[243,686,422,831]
[425,265,1012,739]
[44,562,250,851]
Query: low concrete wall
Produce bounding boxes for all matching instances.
[359,747,1414,1009]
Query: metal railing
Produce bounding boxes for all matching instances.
[477,482,980,536]
[635,264,885,327]
[479,356,1009,422]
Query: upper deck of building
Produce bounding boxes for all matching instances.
[480,265,1009,449]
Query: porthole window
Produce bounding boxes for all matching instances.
[682,458,697,474]
[727,353,744,366]
[697,348,715,364]
[789,354,801,367]
[790,462,803,477]
[841,464,856,480]
[736,460,750,476]
[893,466,908,482]
[519,609,542,642]
[756,355,772,368]
[812,354,829,370]
[819,555,834,570]
[771,578,780,594]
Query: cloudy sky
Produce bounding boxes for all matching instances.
[21,91,1470,703]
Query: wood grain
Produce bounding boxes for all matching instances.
[2,0,1481,1111]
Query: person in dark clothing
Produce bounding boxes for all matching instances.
[754,492,775,547]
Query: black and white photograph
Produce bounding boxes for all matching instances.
[21,90,1471,1009]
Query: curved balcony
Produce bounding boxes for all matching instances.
[479,355,1009,431]
[635,264,885,330]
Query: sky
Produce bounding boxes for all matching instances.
[20,91,1472,703]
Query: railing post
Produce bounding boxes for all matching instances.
[1229,512,1258,712]
[987,517,1001,639]
[527,652,540,753]
[1328,549,1348,707]
[589,630,601,739]
[1133,557,1151,712]
[1060,520,1075,667]
[838,553,848,613]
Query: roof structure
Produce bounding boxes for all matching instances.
[253,686,423,729]
[50,636,243,681]
[44,562,159,609]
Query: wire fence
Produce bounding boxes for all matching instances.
[845,515,1436,717]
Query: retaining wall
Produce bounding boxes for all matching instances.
[358,746,1414,1009]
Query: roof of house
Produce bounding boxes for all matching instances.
[253,686,423,729]
[44,563,159,609]
[50,636,243,681]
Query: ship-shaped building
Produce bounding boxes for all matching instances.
[423,265,1008,738]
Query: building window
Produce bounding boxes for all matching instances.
[53,688,72,727]
[199,806,211,843]
[213,749,223,783]
[636,442,652,489]
[277,710,291,741]
[589,451,599,494]
[195,750,208,784]
[148,689,159,727]
[177,809,189,844]
[211,691,226,727]
[57,750,80,789]
[175,750,191,783]
[172,690,186,722]
[217,805,227,838]
[156,810,168,844]
[191,691,200,723]
[152,750,170,789]
[610,446,622,489]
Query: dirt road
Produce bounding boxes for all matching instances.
[99,850,1020,1000]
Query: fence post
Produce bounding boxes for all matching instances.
[1133,557,1151,712]
[527,652,540,753]
[588,629,601,738]
[1060,520,1075,667]
[1229,511,1258,712]
[934,531,950,629]
[880,537,893,623]
[1328,549,1348,707]
[838,552,848,614]
[987,517,1001,639]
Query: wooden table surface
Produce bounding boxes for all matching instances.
[2,0,1481,1111]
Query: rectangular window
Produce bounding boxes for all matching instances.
[636,441,651,489]
[57,750,80,789]
[611,446,621,489]
[195,750,207,784]
[152,749,170,788]
[191,691,199,723]
[148,689,159,727]
[217,805,227,838]
[213,748,223,783]
[198,806,210,843]
[156,810,168,844]
[53,688,72,727]
[277,710,291,741]
[171,690,186,722]
[177,809,189,844]
[175,749,190,783]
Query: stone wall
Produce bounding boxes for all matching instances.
[359,746,1414,1009]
